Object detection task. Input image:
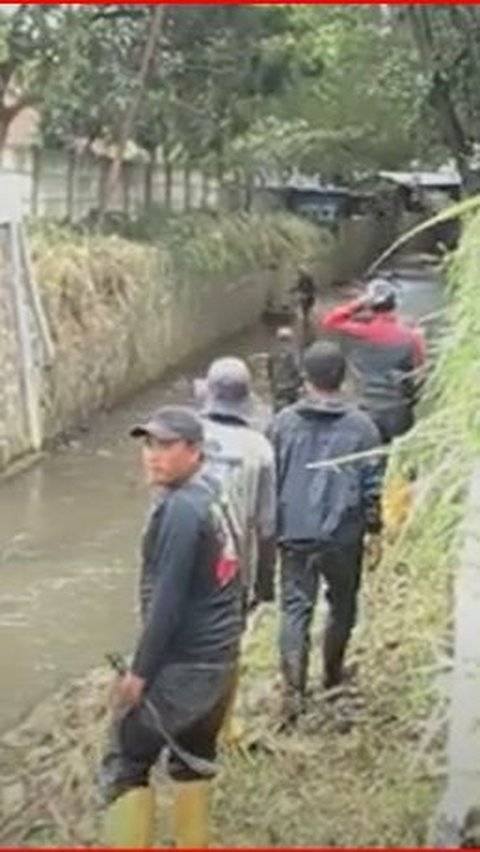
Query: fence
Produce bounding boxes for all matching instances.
[1,144,219,222]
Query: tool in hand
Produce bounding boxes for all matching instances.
[106,652,217,778]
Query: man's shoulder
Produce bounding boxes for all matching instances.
[204,416,273,462]
[274,401,302,423]
[166,479,213,525]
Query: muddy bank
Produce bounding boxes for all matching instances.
[0,524,450,848]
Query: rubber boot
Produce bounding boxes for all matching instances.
[172,780,209,848]
[103,786,155,849]
[217,665,245,748]
[279,650,308,728]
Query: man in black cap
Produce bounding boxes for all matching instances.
[269,342,383,726]
[100,405,244,848]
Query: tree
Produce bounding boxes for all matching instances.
[0,5,65,152]
[404,6,480,185]
[263,5,427,180]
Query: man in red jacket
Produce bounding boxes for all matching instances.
[319,278,425,444]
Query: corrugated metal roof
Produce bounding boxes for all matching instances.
[379,169,461,188]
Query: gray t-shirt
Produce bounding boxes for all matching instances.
[201,415,276,584]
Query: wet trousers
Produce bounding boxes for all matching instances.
[99,661,237,803]
[279,538,363,693]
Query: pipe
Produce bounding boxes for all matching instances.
[5,221,42,452]
[19,224,55,364]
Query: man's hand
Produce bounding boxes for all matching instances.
[364,533,383,571]
[115,672,146,707]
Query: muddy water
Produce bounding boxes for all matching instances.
[0,263,443,732]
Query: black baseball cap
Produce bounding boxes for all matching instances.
[130,405,204,444]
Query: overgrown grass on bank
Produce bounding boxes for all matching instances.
[30,212,322,320]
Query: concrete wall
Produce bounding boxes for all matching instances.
[41,263,278,440]
[2,145,218,221]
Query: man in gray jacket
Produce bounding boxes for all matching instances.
[269,342,383,725]
[196,356,277,745]
[197,356,277,609]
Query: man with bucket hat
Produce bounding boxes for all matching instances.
[197,356,276,609]
[99,405,244,848]
[195,356,277,745]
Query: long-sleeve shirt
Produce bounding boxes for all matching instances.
[132,472,243,684]
[320,299,426,365]
[319,300,426,442]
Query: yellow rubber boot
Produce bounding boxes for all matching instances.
[103,786,155,849]
[383,473,413,541]
[172,780,210,848]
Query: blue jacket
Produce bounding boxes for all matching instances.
[268,394,383,545]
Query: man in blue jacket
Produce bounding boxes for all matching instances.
[269,342,383,725]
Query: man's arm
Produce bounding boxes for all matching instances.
[411,326,426,367]
[320,298,373,340]
[131,494,200,684]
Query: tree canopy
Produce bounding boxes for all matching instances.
[1,3,477,183]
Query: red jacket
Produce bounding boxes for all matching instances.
[319,298,426,366]
[318,298,426,442]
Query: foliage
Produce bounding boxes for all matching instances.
[5,4,479,184]
[0,5,65,146]
[402,6,480,180]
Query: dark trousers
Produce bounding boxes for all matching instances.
[279,538,363,692]
[98,661,236,803]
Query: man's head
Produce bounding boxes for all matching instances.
[303,341,346,394]
[130,405,203,486]
[366,277,397,313]
[203,356,252,422]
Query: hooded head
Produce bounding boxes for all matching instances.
[203,356,252,423]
